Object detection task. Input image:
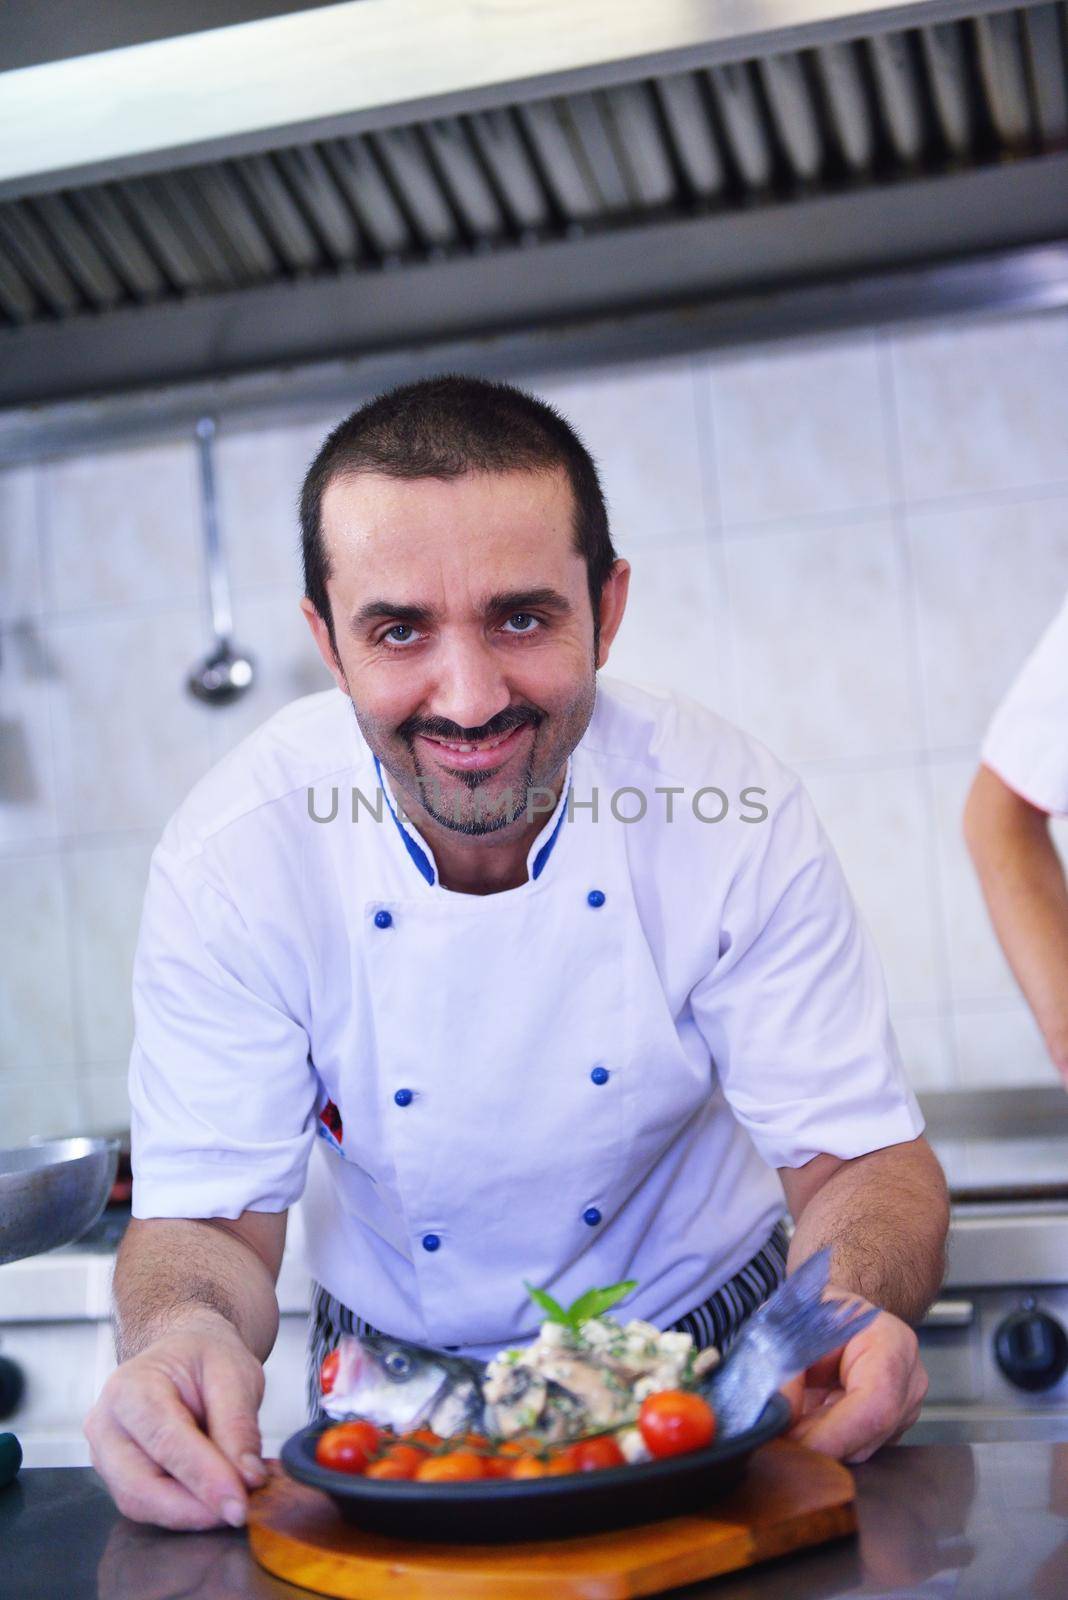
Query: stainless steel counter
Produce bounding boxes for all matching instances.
[4,1443,1068,1599]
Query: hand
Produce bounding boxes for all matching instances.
[84,1308,268,1530]
[780,1294,929,1464]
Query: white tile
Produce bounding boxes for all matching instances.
[724,517,917,763]
[47,608,215,835]
[524,359,706,548]
[218,415,333,595]
[0,1074,85,1145]
[0,621,59,848]
[803,767,941,1010]
[891,1013,956,1092]
[703,335,891,526]
[0,464,43,623]
[42,438,202,613]
[929,761,1020,1004]
[0,855,76,1072]
[67,840,154,1064]
[908,497,1068,750]
[205,587,333,762]
[81,1069,132,1135]
[601,539,725,714]
[892,310,1068,500]
[953,1004,1062,1089]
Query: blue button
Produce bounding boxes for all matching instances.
[591,1066,609,1086]
[422,1233,441,1252]
[583,1207,602,1227]
[587,889,605,908]
[374,909,393,929]
[394,1088,414,1107]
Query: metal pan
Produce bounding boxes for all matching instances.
[0,1137,119,1267]
[280,1394,791,1542]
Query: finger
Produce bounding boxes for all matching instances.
[110,1375,249,1524]
[86,1414,229,1531]
[789,1382,903,1463]
[200,1349,267,1487]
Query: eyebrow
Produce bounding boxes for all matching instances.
[350,586,574,634]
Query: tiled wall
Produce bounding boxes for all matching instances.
[2,307,1067,1142]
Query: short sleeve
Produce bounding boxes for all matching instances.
[688,779,924,1170]
[980,588,1068,816]
[129,844,320,1220]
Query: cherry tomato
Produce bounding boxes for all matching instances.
[571,1435,625,1472]
[638,1391,716,1458]
[495,1436,543,1458]
[365,1457,411,1479]
[377,1442,424,1478]
[319,1349,340,1396]
[405,1428,444,1449]
[508,1453,549,1479]
[544,1445,580,1476]
[314,1420,382,1474]
[481,1454,515,1479]
[415,1450,486,1482]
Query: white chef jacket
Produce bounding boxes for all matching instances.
[129,675,924,1360]
[981,587,1068,816]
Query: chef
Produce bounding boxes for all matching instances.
[85,375,948,1531]
[964,587,1068,1084]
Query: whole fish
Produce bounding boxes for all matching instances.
[320,1248,877,1442]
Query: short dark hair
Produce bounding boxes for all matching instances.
[299,373,617,658]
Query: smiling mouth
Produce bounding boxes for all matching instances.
[421,728,520,754]
[416,722,531,768]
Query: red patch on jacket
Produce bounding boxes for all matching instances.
[319,1100,343,1144]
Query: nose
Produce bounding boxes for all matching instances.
[423,634,513,738]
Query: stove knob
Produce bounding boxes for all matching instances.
[994,1309,1068,1392]
[0,1356,25,1421]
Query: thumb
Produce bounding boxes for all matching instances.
[200,1347,267,1488]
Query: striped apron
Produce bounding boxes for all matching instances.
[306,1218,790,1420]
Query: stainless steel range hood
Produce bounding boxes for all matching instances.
[1,0,1067,414]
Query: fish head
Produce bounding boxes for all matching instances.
[322,1333,485,1435]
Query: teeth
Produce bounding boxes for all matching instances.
[431,729,515,753]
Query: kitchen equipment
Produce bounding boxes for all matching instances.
[6,3,1068,416]
[0,1137,119,1488]
[0,1138,119,1267]
[186,414,255,707]
[913,1090,1068,1444]
[251,1440,856,1598]
[282,1396,790,1543]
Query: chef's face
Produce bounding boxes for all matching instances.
[301,467,629,836]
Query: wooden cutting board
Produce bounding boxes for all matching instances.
[248,1441,856,1599]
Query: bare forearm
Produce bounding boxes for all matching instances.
[964,765,1068,1072]
[786,1142,949,1325]
[113,1218,280,1363]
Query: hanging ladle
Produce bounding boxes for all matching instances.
[187,415,255,705]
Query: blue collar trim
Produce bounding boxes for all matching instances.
[531,789,569,880]
[373,754,570,887]
[374,755,435,885]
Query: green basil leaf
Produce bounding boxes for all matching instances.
[525,1281,570,1324]
[566,1280,639,1325]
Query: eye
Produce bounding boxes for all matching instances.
[385,1350,412,1378]
[382,624,417,646]
[503,613,540,635]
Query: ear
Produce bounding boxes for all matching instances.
[300,597,348,695]
[594,559,631,669]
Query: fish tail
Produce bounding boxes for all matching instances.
[742,1247,879,1376]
